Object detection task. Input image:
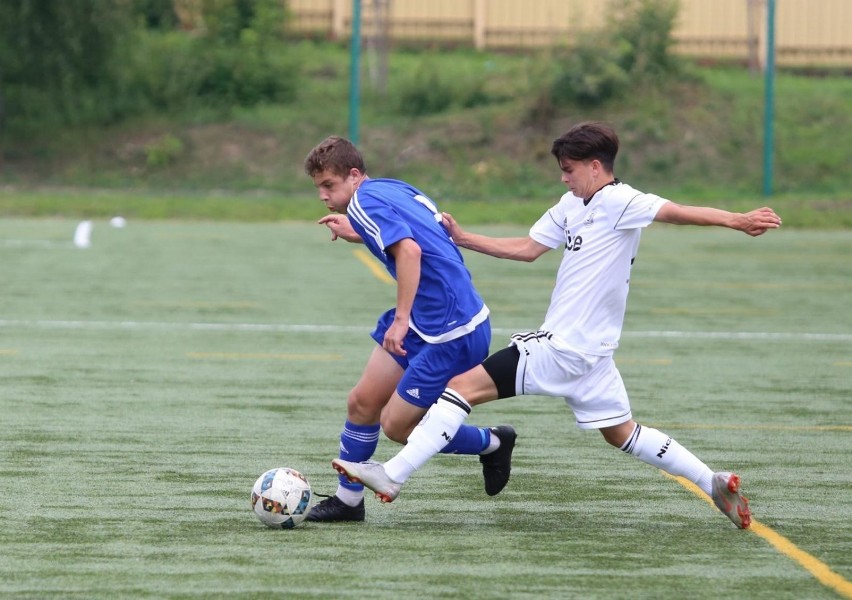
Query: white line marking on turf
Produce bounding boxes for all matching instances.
[0,319,851,342]
[187,351,343,361]
[2,240,71,248]
[0,319,368,333]
[0,319,849,342]
[621,330,852,342]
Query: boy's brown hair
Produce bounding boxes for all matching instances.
[551,122,619,172]
[304,136,367,178]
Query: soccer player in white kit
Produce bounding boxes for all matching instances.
[332,122,782,529]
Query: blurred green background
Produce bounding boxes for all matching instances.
[1,0,850,227]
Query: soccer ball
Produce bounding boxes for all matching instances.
[250,467,313,529]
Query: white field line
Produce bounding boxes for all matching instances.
[2,239,71,248]
[0,319,851,342]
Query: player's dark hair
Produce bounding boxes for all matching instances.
[304,136,367,178]
[550,122,619,172]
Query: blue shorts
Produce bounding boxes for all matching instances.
[371,309,491,408]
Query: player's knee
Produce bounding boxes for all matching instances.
[600,420,635,448]
[345,389,383,423]
[601,430,623,448]
[379,413,407,444]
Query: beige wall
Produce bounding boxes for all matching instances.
[287,0,852,66]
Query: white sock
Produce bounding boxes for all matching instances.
[481,433,501,454]
[384,389,471,483]
[335,485,364,506]
[620,423,714,496]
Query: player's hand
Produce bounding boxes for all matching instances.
[441,212,463,240]
[739,207,782,237]
[318,214,362,243]
[383,319,408,357]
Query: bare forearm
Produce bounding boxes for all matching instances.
[454,231,543,262]
[391,241,420,321]
[656,203,737,227]
[655,203,782,236]
[442,211,551,261]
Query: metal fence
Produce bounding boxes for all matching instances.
[287,0,852,66]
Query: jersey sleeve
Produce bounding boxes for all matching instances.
[349,191,413,253]
[529,196,571,248]
[613,193,669,230]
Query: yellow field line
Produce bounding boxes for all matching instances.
[353,248,394,284]
[187,352,342,361]
[664,473,852,599]
[0,349,19,355]
[615,358,672,365]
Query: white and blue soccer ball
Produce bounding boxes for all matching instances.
[251,467,313,529]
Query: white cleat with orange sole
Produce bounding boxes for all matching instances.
[332,459,402,503]
[711,472,751,529]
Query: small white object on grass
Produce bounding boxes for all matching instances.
[110,216,127,228]
[73,220,93,248]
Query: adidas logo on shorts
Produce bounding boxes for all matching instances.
[406,388,420,399]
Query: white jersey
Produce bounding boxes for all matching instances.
[529,181,668,356]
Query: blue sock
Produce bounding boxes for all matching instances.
[338,421,380,491]
[440,425,489,455]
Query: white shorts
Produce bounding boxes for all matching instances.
[510,331,632,429]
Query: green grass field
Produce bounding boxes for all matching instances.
[1,218,850,599]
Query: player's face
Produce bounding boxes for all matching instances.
[311,168,363,213]
[557,158,600,200]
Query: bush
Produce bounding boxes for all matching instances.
[0,0,134,130]
[395,62,494,116]
[0,0,299,136]
[537,0,681,111]
[396,64,454,116]
[550,36,632,106]
[609,0,681,81]
[145,133,184,167]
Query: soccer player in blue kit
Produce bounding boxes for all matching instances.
[302,135,516,522]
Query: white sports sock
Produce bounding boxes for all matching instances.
[384,389,471,483]
[621,423,714,496]
[480,433,501,455]
[335,485,364,506]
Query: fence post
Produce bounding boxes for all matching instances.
[762,0,776,196]
[473,0,486,50]
[349,0,362,145]
[332,0,347,40]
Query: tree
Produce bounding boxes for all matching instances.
[0,0,133,130]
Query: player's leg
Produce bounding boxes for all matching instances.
[379,372,494,460]
[308,345,402,522]
[388,320,508,459]
[383,341,523,492]
[334,323,516,500]
[588,359,751,528]
[605,419,750,528]
[335,345,517,500]
[602,418,714,491]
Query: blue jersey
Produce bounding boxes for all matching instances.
[347,178,489,343]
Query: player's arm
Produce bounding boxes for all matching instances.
[654,203,782,237]
[383,237,421,356]
[442,212,551,262]
[318,214,363,243]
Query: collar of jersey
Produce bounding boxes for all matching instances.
[584,178,620,205]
